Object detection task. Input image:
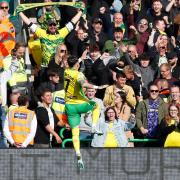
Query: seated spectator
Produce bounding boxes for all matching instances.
[3,95,37,148]
[103,71,136,108]
[158,104,180,147]
[35,88,62,148]
[166,51,180,80]
[170,85,180,107]
[37,0,61,30]
[136,84,167,146]
[80,87,105,140]
[156,79,170,103]
[91,106,135,147]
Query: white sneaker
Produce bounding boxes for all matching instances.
[77,155,84,170]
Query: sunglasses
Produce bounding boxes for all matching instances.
[1,6,8,9]
[139,22,148,25]
[150,90,159,93]
[49,23,57,27]
[60,49,67,53]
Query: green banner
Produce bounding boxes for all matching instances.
[14,2,85,16]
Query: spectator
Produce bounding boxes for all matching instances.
[91,106,135,147]
[136,84,167,144]
[155,63,177,87]
[88,17,108,51]
[0,9,15,69]
[147,0,169,25]
[170,85,180,107]
[123,65,142,99]
[3,42,29,95]
[35,88,62,148]
[122,46,156,90]
[114,90,134,147]
[3,95,37,148]
[128,18,150,55]
[35,68,63,104]
[156,78,170,103]
[8,91,20,111]
[158,104,180,147]
[103,71,136,108]
[80,87,105,140]
[37,0,61,30]
[48,43,68,83]
[19,8,83,68]
[166,51,180,80]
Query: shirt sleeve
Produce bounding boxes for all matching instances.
[3,114,14,145]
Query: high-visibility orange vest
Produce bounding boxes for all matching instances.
[0,18,15,68]
[8,106,35,145]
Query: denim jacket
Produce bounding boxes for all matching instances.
[91,117,135,147]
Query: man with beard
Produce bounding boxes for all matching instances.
[166,51,180,80]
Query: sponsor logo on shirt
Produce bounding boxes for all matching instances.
[55,97,65,104]
[14,113,27,119]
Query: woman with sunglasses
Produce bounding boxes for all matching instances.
[91,106,135,147]
[157,104,180,147]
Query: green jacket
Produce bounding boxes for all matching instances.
[136,97,168,129]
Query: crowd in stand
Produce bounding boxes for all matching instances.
[0,0,180,149]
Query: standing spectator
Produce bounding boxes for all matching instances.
[122,46,156,90]
[103,71,136,108]
[166,51,180,80]
[123,65,142,99]
[3,95,37,148]
[48,43,68,84]
[37,0,61,30]
[128,18,150,54]
[35,88,62,148]
[91,106,135,147]
[155,63,177,87]
[0,9,15,69]
[136,84,167,144]
[19,8,83,68]
[3,42,29,95]
[80,87,105,140]
[170,85,180,107]
[89,17,108,51]
[157,104,180,147]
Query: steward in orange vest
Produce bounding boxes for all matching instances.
[4,95,37,148]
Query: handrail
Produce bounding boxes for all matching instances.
[61,138,159,148]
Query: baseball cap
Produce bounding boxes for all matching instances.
[47,18,57,25]
[92,18,103,24]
